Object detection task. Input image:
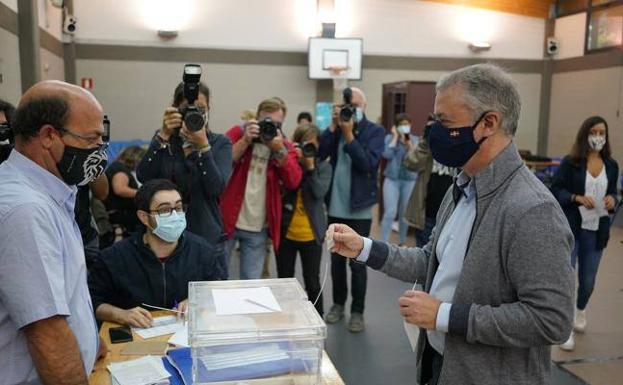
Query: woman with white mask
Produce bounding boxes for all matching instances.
[380,114,419,245]
[552,116,619,351]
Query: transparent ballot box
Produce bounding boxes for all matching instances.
[188,278,327,385]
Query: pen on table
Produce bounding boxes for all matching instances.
[141,303,185,315]
[245,299,280,312]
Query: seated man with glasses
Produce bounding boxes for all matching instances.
[88,179,224,328]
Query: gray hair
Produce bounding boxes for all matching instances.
[436,63,521,136]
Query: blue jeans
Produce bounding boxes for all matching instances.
[415,216,437,248]
[380,178,416,244]
[225,228,268,280]
[571,229,604,310]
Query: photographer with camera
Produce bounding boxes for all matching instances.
[137,65,231,277]
[318,87,385,332]
[221,98,302,280]
[277,123,332,316]
[0,98,16,164]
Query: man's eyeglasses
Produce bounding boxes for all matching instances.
[58,127,108,148]
[148,204,187,217]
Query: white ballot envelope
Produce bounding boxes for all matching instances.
[404,282,424,352]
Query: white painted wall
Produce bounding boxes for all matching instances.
[40,47,64,81]
[73,0,546,59]
[548,67,623,165]
[76,60,317,141]
[37,0,63,41]
[0,27,21,104]
[0,0,17,12]
[554,12,586,59]
[76,59,543,153]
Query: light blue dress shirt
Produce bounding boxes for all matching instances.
[358,171,476,355]
[329,138,373,220]
[0,151,98,384]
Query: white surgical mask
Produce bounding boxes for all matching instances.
[355,107,364,123]
[588,135,606,152]
[398,125,411,135]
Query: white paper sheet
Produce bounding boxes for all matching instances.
[108,356,170,385]
[134,316,184,339]
[167,324,189,347]
[212,287,282,315]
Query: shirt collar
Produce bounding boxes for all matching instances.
[455,171,475,200]
[7,150,77,211]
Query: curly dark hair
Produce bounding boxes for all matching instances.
[11,96,69,141]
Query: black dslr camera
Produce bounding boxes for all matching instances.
[339,88,357,123]
[301,142,317,158]
[178,64,205,132]
[255,117,280,143]
[0,121,12,143]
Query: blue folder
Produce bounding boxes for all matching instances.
[164,344,312,384]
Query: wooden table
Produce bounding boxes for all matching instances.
[89,311,344,385]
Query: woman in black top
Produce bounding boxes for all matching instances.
[105,145,145,235]
[277,124,332,316]
[551,116,619,351]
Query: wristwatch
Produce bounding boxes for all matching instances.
[196,143,212,155]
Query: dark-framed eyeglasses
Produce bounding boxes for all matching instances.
[148,204,187,217]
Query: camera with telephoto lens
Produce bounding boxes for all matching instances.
[339,87,357,123]
[178,64,205,132]
[255,117,280,143]
[301,142,317,158]
[0,122,12,143]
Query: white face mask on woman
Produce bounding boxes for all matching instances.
[588,135,606,152]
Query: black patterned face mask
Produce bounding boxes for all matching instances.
[57,142,108,186]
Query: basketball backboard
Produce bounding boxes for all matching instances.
[308,37,363,80]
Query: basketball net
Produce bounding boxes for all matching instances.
[328,65,350,104]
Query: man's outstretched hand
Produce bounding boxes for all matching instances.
[326,223,365,258]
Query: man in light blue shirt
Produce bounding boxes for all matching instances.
[0,81,109,384]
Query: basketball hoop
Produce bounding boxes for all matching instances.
[328,65,350,93]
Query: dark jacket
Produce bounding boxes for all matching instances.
[88,230,224,312]
[318,117,385,210]
[137,131,232,246]
[551,155,619,250]
[281,159,332,245]
[365,142,574,385]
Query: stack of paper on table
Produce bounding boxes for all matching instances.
[108,356,171,385]
[134,315,185,339]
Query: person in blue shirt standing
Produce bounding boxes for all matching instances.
[380,113,419,245]
[0,80,109,384]
[318,87,385,332]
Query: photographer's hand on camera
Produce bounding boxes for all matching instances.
[339,118,355,144]
[180,124,209,149]
[160,107,182,141]
[294,146,315,171]
[243,121,260,144]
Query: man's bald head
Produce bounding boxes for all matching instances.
[13,80,103,142]
[349,87,367,110]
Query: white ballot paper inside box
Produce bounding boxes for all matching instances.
[212,286,282,316]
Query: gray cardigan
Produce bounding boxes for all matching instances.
[365,142,574,385]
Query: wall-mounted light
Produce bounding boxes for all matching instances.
[468,42,491,53]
